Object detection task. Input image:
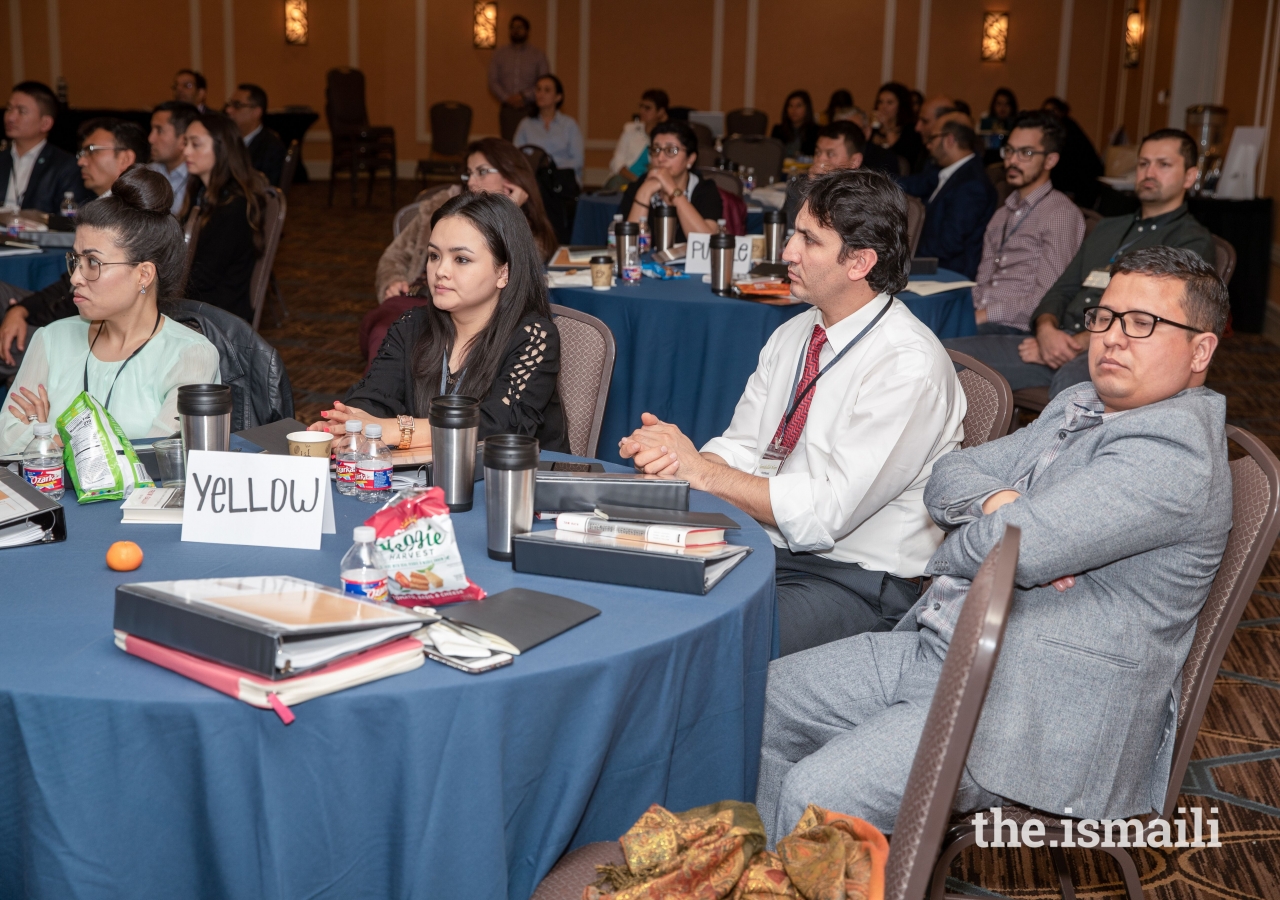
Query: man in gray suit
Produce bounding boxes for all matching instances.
[756,245,1233,842]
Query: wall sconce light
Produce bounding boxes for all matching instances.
[473,2,498,49]
[284,0,308,45]
[1124,9,1143,68]
[981,12,1009,63]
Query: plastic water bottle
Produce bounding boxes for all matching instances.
[717,218,727,235]
[355,423,392,504]
[637,218,651,254]
[334,418,364,496]
[22,422,64,500]
[340,525,388,601]
[744,167,756,192]
[59,192,78,219]
[607,214,622,250]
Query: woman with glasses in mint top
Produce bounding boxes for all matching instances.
[618,121,722,244]
[1,166,219,455]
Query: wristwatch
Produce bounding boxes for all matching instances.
[667,187,685,201]
[397,415,415,450]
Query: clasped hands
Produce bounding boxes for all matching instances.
[618,412,708,487]
[982,488,1074,592]
[637,170,680,206]
[1019,322,1088,369]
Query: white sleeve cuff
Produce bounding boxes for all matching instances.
[700,436,757,474]
[768,471,835,552]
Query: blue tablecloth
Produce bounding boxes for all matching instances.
[0,453,775,900]
[0,248,65,292]
[570,193,764,245]
[550,269,976,464]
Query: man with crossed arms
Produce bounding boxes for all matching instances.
[621,169,965,656]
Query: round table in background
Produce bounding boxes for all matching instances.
[0,453,775,900]
[549,269,977,464]
[0,249,66,293]
[569,193,765,246]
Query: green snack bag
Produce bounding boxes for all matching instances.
[55,392,155,503]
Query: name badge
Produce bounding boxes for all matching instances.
[755,442,789,478]
[1083,269,1111,289]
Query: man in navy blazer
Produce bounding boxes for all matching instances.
[0,81,91,214]
[898,113,997,278]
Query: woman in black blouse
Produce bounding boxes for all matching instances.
[618,121,722,245]
[770,90,819,158]
[871,82,923,174]
[180,112,266,322]
[310,191,568,452]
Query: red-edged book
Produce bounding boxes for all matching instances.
[115,630,425,724]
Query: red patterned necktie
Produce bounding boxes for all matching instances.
[770,324,828,456]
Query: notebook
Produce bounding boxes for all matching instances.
[433,588,600,654]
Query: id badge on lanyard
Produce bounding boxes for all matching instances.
[756,443,788,478]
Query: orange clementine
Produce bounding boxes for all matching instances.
[106,541,144,571]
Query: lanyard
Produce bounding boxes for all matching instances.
[439,351,467,396]
[997,191,1048,253]
[83,310,163,413]
[776,298,893,437]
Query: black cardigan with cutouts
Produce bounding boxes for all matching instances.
[345,309,570,453]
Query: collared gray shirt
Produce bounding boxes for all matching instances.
[147,161,189,217]
[487,43,549,104]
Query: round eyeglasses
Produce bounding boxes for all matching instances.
[649,144,684,159]
[1000,145,1048,161]
[66,252,138,282]
[1082,305,1200,338]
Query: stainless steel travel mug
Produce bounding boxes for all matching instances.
[616,221,641,283]
[762,209,785,262]
[709,233,735,295]
[652,206,678,253]
[429,395,480,512]
[177,384,232,457]
[484,434,539,560]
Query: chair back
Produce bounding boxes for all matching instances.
[1213,235,1237,284]
[549,304,616,458]
[947,350,1014,448]
[179,209,202,295]
[688,121,718,167]
[279,140,300,195]
[721,136,785,184]
[726,107,769,137]
[520,144,551,172]
[429,101,472,157]
[325,68,370,133]
[1082,207,1104,238]
[718,188,747,236]
[985,161,1005,188]
[393,202,419,238]
[884,526,1020,900]
[1160,425,1280,818]
[249,188,287,332]
[905,195,926,257]
[698,166,742,198]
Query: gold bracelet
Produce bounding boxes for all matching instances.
[397,415,415,449]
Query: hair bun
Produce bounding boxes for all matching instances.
[110,165,174,216]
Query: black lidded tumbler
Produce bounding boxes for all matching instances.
[177,384,232,457]
[484,434,539,560]
[762,208,786,262]
[709,232,735,295]
[429,395,481,512]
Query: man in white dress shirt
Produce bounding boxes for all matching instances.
[620,169,965,655]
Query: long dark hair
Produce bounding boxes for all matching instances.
[528,73,565,115]
[180,112,266,251]
[876,82,917,133]
[77,165,186,302]
[777,90,815,142]
[409,191,552,415]
[988,87,1019,124]
[824,89,853,123]
[465,137,558,262]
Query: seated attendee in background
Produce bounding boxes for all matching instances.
[148,101,198,216]
[870,82,922,174]
[954,128,1212,397]
[513,74,584,186]
[980,87,1018,163]
[912,95,956,171]
[756,245,1232,843]
[898,113,997,278]
[225,84,286,187]
[0,80,91,214]
[311,192,569,453]
[1042,96,1103,207]
[607,89,668,190]
[621,170,964,656]
[944,111,1083,338]
[1,167,219,455]
[821,89,853,126]
[0,118,148,366]
[172,69,208,113]
[834,106,901,176]
[771,91,819,158]
[782,121,864,229]
[368,138,558,361]
[618,121,722,245]
[180,113,266,322]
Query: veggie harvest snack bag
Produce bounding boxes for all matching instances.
[365,486,485,607]
[55,392,154,503]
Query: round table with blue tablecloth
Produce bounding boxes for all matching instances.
[0,248,67,293]
[0,452,775,900]
[550,269,976,464]
[570,193,765,246]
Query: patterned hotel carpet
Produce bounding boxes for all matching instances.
[272,182,1280,899]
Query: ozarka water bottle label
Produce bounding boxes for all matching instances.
[342,570,389,602]
[355,463,392,491]
[24,463,64,493]
[336,460,358,484]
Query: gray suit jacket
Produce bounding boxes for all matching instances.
[910,384,1232,819]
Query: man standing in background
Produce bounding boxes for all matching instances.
[489,15,549,142]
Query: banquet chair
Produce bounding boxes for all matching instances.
[906,196,926,257]
[549,304,616,458]
[884,526,1019,900]
[721,136,785,185]
[726,108,769,137]
[279,140,301,196]
[925,426,1280,900]
[1213,236,1236,284]
[417,101,472,186]
[689,121,718,167]
[698,166,742,197]
[947,350,1013,448]
[325,67,397,207]
[249,188,287,333]
[718,188,747,236]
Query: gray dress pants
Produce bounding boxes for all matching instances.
[943,333,1092,397]
[755,626,1001,844]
